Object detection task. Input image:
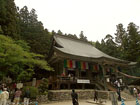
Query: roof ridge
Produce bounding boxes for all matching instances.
[54,34,93,46]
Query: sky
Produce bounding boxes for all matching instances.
[15,0,140,42]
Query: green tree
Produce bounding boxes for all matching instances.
[114,23,128,59]
[95,41,102,50]
[115,24,126,45]
[95,34,119,58]
[51,30,56,35]
[89,41,96,46]
[19,6,52,56]
[95,23,140,79]
[66,33,78,39]
[79,31,88,41]
[95,39,107,54]
[57,30,63,35]
[125,22,140,61]
[0,0,6,25]
[0,0,20,39]
[0,35,52,81]
[38,78,48,95]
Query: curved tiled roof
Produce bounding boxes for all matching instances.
[53,35,132,64]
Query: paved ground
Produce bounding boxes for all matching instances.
[41,99,137,105]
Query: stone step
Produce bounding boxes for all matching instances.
[121,91,135,100]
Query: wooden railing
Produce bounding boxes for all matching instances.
[57,76,76,83]
[57,76,92,83]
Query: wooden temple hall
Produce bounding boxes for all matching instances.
[48,35,135,90]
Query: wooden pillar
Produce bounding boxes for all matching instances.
[82,84,85,89]
[57,82,60,90]
[63,63,66,76]
[87,69,91,80]
[68,83,70,89]
[110,91,118,105]
[102,64,108,90]
[75,68,80,79]
[114,65,118,78]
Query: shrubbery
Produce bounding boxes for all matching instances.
[23,86,39,99]
[38,78,48,95]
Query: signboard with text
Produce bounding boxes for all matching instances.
[77,79,90,83]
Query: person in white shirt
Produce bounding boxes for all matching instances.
[1,88,9,105]
[133,88,138,97]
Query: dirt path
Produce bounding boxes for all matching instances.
[41,99,137,105]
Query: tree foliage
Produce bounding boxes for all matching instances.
[95,22,140,79]
[114,24,128,59]
[18,6,52,56]
[96,22,140,63]
[0,0,20,39]
[66,34,78,39]
[125,23,140,61]
[38,78,48,95]
[0,35,52,81]
[79,31,88,42]
[95,34,120,58]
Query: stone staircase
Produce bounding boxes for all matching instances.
[121,91,135,101]
[106,83,135,101]
[107,83,117,91]
[95,82,105,90]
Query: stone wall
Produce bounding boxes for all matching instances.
[48,90,110,101]
[36,90,115,103]
[36,95,49,103]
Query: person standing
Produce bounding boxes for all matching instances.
[0,87,3,105]
[114,80,118,88]
[116,81,121,101]
[24,88,30,105]
[71,89,78,105]
[94,90,98,103]
[1,88,9,105]
[13,89,22,105]
[133,87,138,98]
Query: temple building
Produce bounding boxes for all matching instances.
[48,35,134,90]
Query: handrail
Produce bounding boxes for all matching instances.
[116,70,140,79]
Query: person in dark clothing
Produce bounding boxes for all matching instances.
[117,88,121,101]
[94,90,98,103]
[71,89,78,105]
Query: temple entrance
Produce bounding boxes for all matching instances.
[67,69,75,77]
[85,84,94,89]
[60,84,68,89]
[80,70,87,78]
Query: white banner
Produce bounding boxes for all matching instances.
[77,79,90,83]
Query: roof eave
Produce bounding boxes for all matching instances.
[54,47,131,66]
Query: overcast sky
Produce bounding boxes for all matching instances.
[15,0,140,42]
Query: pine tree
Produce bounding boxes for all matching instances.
[79,31,87,41]
[114,24,128,59]
[18,6,52,56]
[126,22,140,61]
[0,0,20,39]
[57,30,63,35]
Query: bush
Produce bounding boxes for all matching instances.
[38,78,48,95]
[23,86,39,99]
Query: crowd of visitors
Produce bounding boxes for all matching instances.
[0,83,30,105]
